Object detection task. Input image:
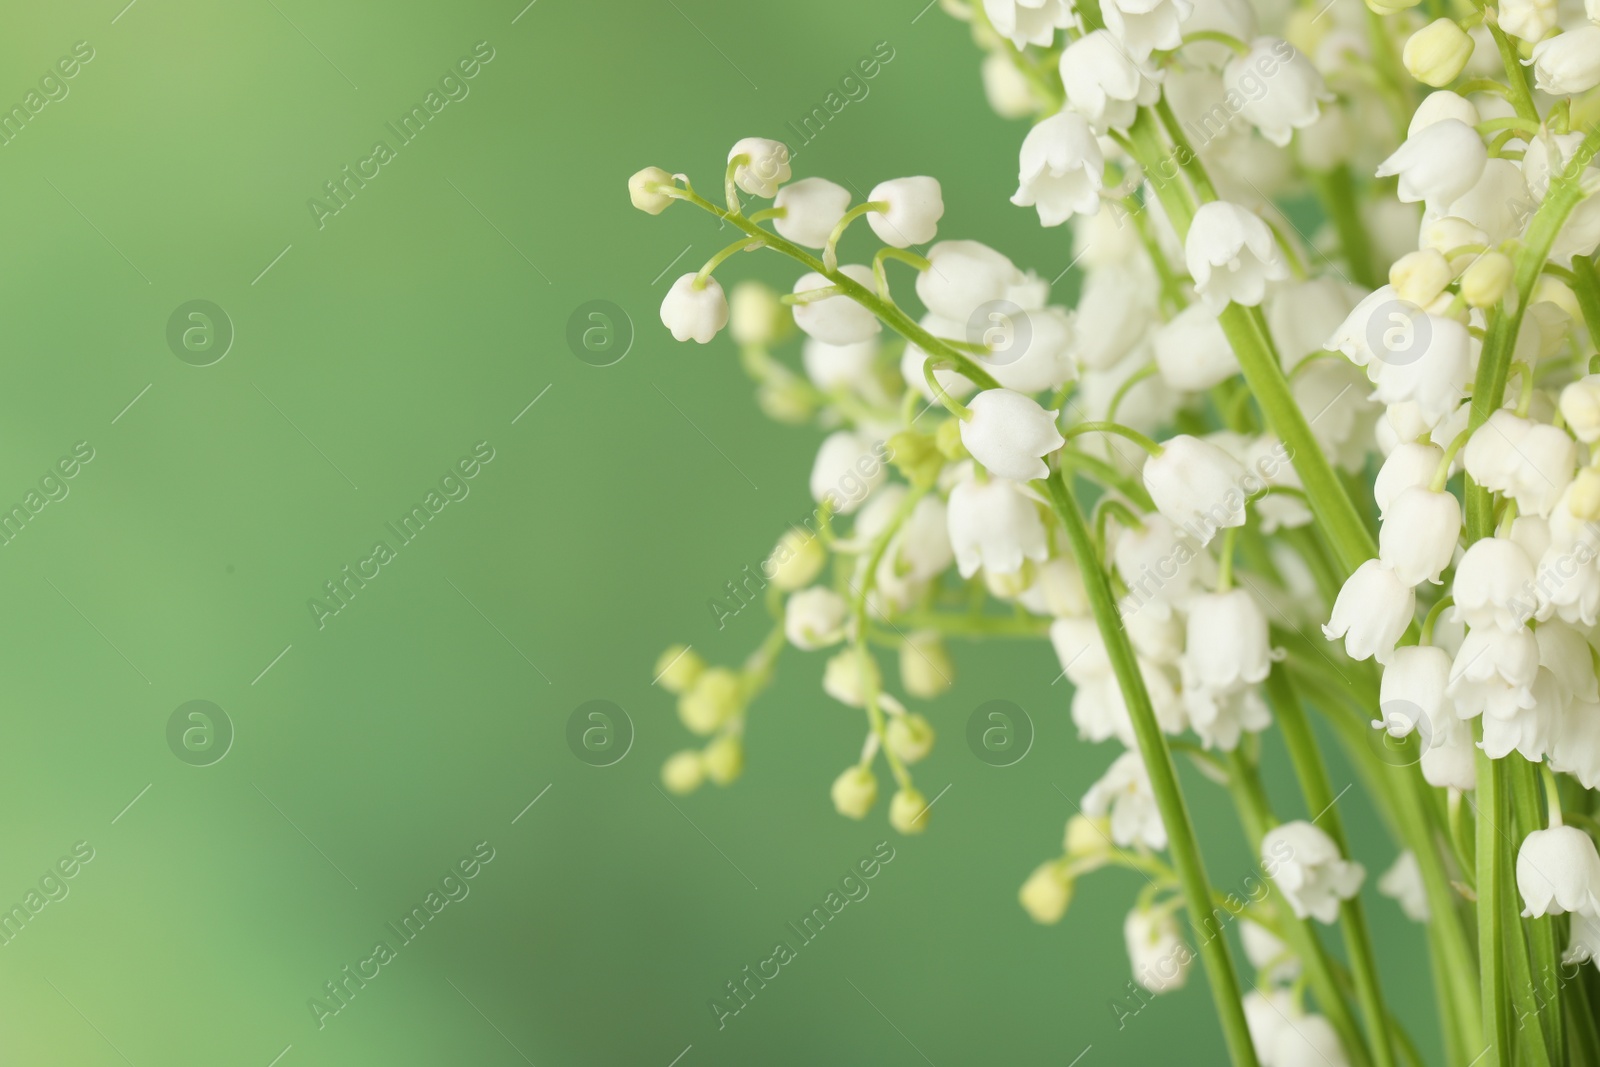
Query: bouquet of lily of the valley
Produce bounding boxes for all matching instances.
[629,0,1600,1062]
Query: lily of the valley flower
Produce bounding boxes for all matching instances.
[1124,906,1193,993]
[784,587,849,650]
[1528,28,1600,95]
[1224,38,1330,147]
[727,137,791,197]
[1379,486,1461,586]
[660,274,729,343]
[1060,31,1162,132]
[1452,536,1537,631]
[1517,825,1600,918]
[1375,119,1487,210]
[1142,434,1251,543]
[983,0,1076,48]
[1083,750,1167,850]
[867,177,945,247]
[1184,201,1289,308]
[1011,111,1105,227]
[947,476,1050,577]
[1263,820,1366,923]
[1101,0,1193,60]
[773,177,852,248]
[1323,559,1416,665]
[792,266,882,345]
[957,389,1065,482]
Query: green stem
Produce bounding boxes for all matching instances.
[673,185,1002,391]
[1312,166,1382,290]
[1060,420,1164,456]
[1046,466,1261,1067]
[823,201,887,272]
[1509,756,1562,1063]
[1485,22,1539,124]
[1476,734,1512,1067]
[1266,668,1397,1067]
[1570,255,1600,352]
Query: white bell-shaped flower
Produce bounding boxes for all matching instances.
[1365,313,1475,428]
[1051,616,1114,685]
[1083,750,1168,850]
[867,177,944,247]
[1377,644,1454,744]
[947,476,1049,577]
[1448,624,1540,720]
[809,430,887,515]
[1152,302,1239,390]
[958,389,1065,482]
[1566,911,1600,969]
[1142,434,1250,544]
[1324,285,1401,368]
[1185,201,1289,308]
[1481,667,1558,761]
[1018,557,1089,617]
[1183,589,1276,691]
[1378,851,1431,922]
[773,177,851,248]
[1272,1014,1352,1067]
[1374,442,1445,519]
[1011,111,1105,227]
[1114,514,1217,613]
[727,137,791,198]
[1499,0,1559,41]
[1241,919,1300,983]
[1072,267,1156,370]
[1379,487,1460,585]
[1244,989,1302,1064]
[916,241,1025,322]
[660,274,729,344]
[983,0,1075,48]
[802,337,878,393]
[1421,716,1478,790]
[1529,27,1600,94]
[988,304,1078,394]
[1453,536,1536,631]
[1263,820,1366,923]
[1408,90,1479,136]
[1322,559,1415,665]
[1375,119,1487,209]
[1124,906,1193,993]
[784,587,849,650]
[792,265,881,345]
[1463,411,1577,519]
[1102,0,1193,60]
[1517,826,1600,918]
[1225,38,1330,147]
[1181,0,1258,64]
[1559,375,1600,444]
[1060,31,1162,132]
[1183,683,1272,751]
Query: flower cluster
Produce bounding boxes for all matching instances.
[628,0,1600,1059]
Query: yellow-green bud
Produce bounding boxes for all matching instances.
[886,713,936,764]
[628,166,676,215]
[889,786,931,834]
[1532,276,1581,325]
[730,281,790,347]
[823,649,880,707]
[767,528,826,591]
[1389,249,1454,307]
[1019,862,1074,924]
[831,764,879,819]
[899,631,954,699]
[935,418,968,460]
[1403,20,1474,88]
[1566,468,1600,519]
[985,559,1036,599]
[757,378,816,425]
[1366,0,1422,14]
[1065,814,1113,855]
[661,750,706,794]
[654,644,705,694]
[702,734,744,785]
[887,430,944,489]
[1459,251,1513,309]
[1560,379,1600,447]
[678,667,741,735]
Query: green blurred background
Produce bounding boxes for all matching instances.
[0,0,1433,1063]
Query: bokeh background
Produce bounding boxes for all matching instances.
[0,0,1433,1063]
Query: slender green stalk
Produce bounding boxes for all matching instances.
[1312,166,1382,290]
[1046,467,1261,1067]
[1509,756,1563,1062]
[1265,669,1396,1067]
[1476,738,1512,1067]
[1569,255,1600,354]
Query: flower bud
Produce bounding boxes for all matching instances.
[868,177,944,247]
[900,632,954,698]
[1019,863,1074,924]
[958,389,1065,482]
[767,528,826,591]
[702,735,744,785]
[660,750,706,794]
[1367,0,1421,13]
[1403,20,1474,87]
[792,266,881,346]
[729,281,790,346]
[660,274,729,344]
[935,418,968,460]
[1390,249,1454,307]
[785,587,849,650]
[678,667,741,734]
[1568,468,1600,519]
[831,765,878,819]
[727,137,791,198]
[887,430,944,490]
[1143,434,1251,545]
[886,713,936,764]
[772,176,852,249]
[889,786,931,834]
[1065,814,1112,855]
[982,51,1036,119]
[823,649,880,707]
[756,378,816,425]
[654,644,705,693]
[1460,251,1513,308]
[628,166,676,214]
